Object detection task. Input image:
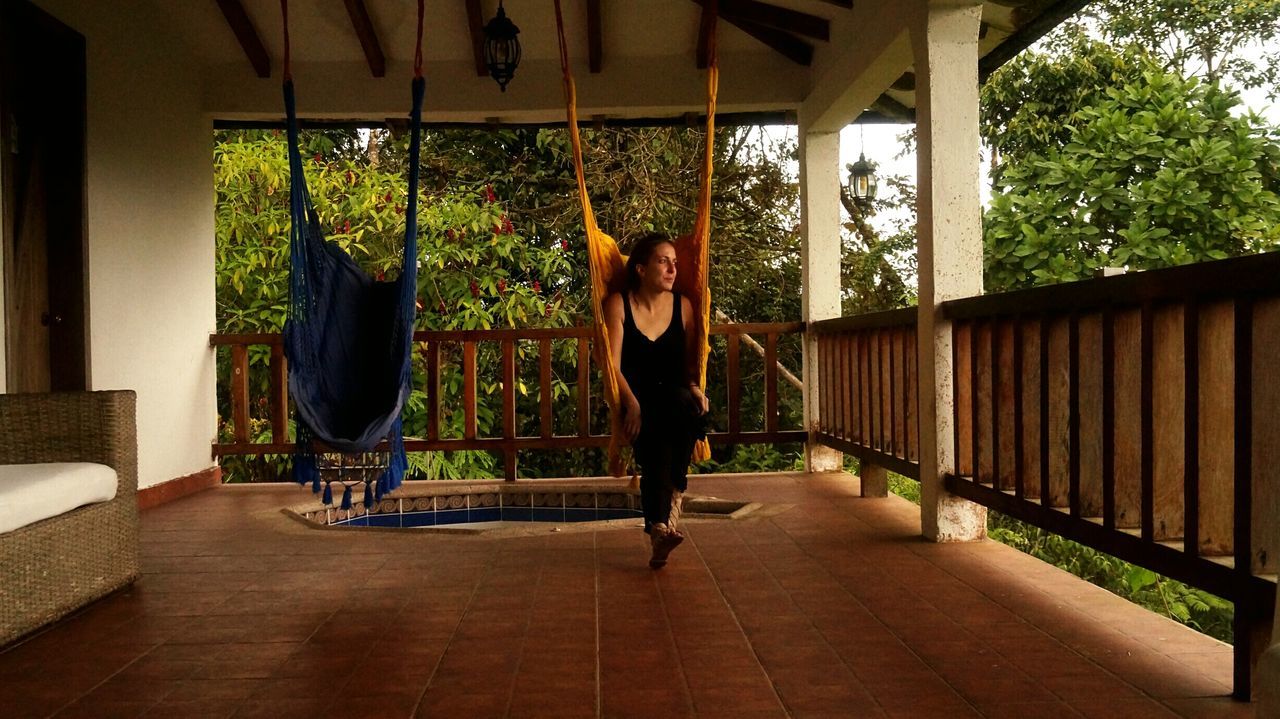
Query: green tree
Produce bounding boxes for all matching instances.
[214,122,812,481]
[980,32,1155,179]
[215,129,573,481]
[983,68,1280,290]
[1083,0,1280,94]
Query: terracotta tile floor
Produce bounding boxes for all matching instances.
[0,472,1251,718]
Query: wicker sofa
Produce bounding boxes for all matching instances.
[0,391,140,646]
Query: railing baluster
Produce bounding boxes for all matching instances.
[991,320,1002,491]
[540,338,553,439]
[231,343,249,445]
[1233,297,1255,700]
[845,333,857,442]
[1140,302,1154,542]
[269,344,288,444]
[1013,317,1024,500]
[1101,309,1115,528]
[868,329,879,452]
[1069,313,1081,517]
[464,340,477,441]
[889,327,898,457]
[906,329,918,462]
[861,331,871,447]
[503,339,517,480]
[1039,314,1051,504]
[577,336,591,438]
[880,329,891,453]
[426,341,440,442]
[972,321,982,483]
[1184,299,1200,555]
[765,333,778,435]
[836,333,848,440]
[897,328,907,459]
[727,333,741,436]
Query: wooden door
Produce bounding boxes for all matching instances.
[1,0,87,392]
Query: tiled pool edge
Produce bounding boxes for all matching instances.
[280,480,760,536]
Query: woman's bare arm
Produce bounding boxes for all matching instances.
[604,293,642,438]
[681,294,709,414]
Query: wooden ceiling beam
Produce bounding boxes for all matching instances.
[691,0,814,66]
[215,0,270,78]
[722,14,813,65]
[464,0,488,77]
[810,0,853,8]
[870,93,914,122]
[342,0,386,77]
[718,0,829,41]
[587,0,603,73]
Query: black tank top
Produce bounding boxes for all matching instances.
[621,291,686,403]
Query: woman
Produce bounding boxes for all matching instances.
[604,233,710,569]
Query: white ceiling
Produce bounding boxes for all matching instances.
[135,0,1069,123]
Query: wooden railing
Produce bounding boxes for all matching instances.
[810,308,920,480]
[211,322,806,479]
[808,253,1280,697]
[942,251,1280,699]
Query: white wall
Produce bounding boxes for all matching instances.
[33,0,216,489]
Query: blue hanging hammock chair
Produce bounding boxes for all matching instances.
[281,0,425,509]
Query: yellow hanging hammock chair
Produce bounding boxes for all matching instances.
[553,0,719,477]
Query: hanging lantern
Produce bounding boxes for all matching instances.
[846,152,877,207]
[483,1,521,92]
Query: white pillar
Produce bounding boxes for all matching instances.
[798,122,843,472]
[912,0,986,541]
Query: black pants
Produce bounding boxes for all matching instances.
[632,395,696,534]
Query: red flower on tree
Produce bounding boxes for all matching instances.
[469,281,480,298]
[484,184,496,203]
[531,280,541,293]
[497,279,507,294]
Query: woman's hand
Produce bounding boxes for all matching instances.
[623,396,642,440]
[690,386,709,415]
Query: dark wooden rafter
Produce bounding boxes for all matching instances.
[980,0,1092,80]
[342,0,386,77]
[810,0,853,7]
[690,0,824,66]
[587,0,603,73]
[869,93,914,122]
[696,0,717,69]
[215,0,270,78]
[726,15,813,65]
[719,0,829,41]
[464,0,487,77]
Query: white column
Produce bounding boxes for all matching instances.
[912,0,986,541]
[798,122,843,472]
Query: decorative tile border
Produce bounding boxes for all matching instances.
[283,480,757,535]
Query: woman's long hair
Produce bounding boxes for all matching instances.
[625,233,676,293]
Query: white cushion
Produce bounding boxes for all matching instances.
[0,462,118,534]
